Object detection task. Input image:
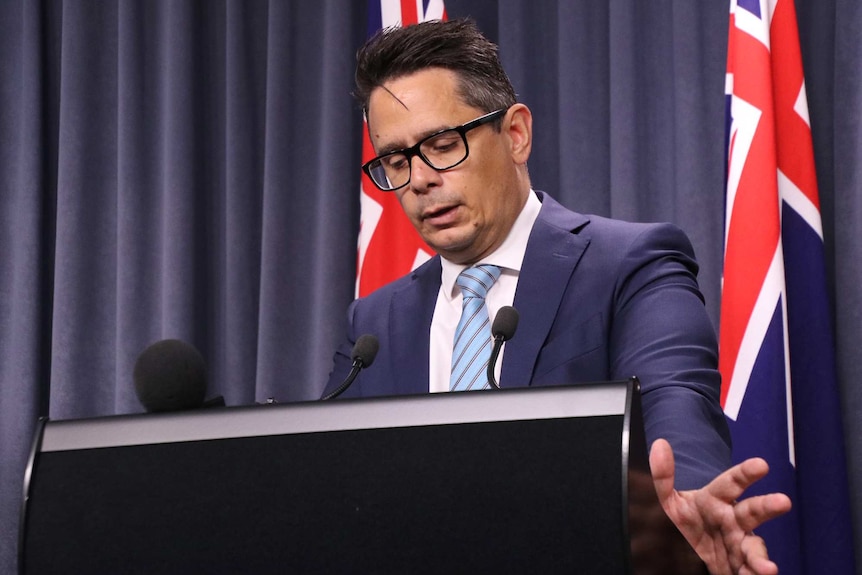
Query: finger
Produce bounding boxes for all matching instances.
[733,492,793,532]
[704,457,771,503]
[739,534,779,575]
[648,438,675,501]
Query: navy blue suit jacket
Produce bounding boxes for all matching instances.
[324,192,731,489]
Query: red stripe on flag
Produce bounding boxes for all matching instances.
[719,21,781,406]
[400,0,418,25]
[770,0,819,208]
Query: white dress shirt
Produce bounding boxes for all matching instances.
[429,190,542,392]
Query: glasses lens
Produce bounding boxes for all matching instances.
[364,127,470,191]
[419,130,467,170]
[367,154,409,191]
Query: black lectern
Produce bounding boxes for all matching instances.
[20,379,705,574]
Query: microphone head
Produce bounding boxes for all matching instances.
[352,334,380,368]
[133,339,207,412]
[492,306,520,341]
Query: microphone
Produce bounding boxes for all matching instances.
[487,306,519,389]
[133,339,223,412]
[322,334,380,401]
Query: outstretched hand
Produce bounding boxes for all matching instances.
[650,439,792,575]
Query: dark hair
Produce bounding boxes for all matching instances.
[354,18,517,117]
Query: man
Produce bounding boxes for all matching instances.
[325,19,790,574]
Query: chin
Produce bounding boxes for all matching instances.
[424,232,473,256]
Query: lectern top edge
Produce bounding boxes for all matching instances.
[39,380,635,452]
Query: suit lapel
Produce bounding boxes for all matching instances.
[390,257,442,394]
[501,193,591,388]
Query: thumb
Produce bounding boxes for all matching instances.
[649,438,676,503]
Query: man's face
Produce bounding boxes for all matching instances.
[366,68,529,265]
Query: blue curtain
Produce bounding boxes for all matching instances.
[1,1,859,571]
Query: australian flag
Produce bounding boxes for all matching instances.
[721,0,855,573]
[355,0,446,297]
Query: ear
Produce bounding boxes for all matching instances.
[504,103,532,165]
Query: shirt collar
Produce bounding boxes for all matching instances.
[441,189,542,300]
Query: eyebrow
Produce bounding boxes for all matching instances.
[375,123,461,156]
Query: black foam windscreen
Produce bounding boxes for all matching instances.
[352,334,380,367]
[133,339,207,412]
[492,305,519,341]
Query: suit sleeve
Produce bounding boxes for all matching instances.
[609,223,732,490]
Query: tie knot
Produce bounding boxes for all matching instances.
[457,264,501,301]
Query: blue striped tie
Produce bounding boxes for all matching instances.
[450,264,501,391]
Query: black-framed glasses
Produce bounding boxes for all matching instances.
[362,108,508,192]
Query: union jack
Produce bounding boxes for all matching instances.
[355,0,446,297]
[721,0,854,572]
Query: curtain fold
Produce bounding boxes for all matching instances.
[831,0,862,540]
[0,1,54,569]
[1,1,859,572]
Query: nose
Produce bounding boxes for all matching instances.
[408,154,442,194]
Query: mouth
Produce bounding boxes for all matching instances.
[421,204,459,224]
